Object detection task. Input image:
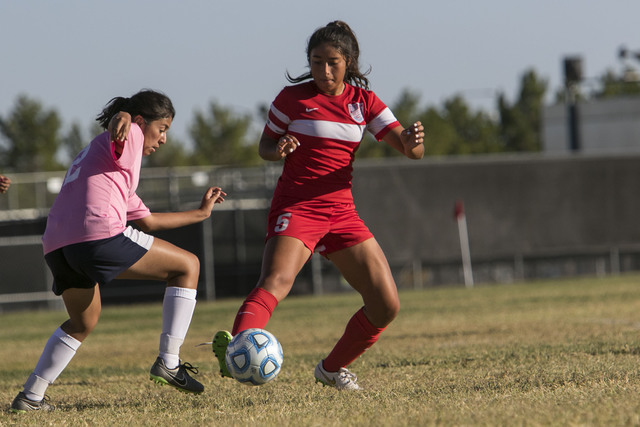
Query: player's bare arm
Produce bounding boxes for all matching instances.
[259,132,300,161]
[383,121,425,160]
[134,187,226,233]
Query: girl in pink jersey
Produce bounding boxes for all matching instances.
[213,21,425,390]
[11,90,226,413]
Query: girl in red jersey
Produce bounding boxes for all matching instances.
[213,20,424,390]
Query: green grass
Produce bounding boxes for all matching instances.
[3,275,640,425]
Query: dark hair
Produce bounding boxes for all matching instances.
[286,20,370,90]
[96,89,175,129]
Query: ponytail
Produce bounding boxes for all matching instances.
[96,97,130,129]
[96,89,175,130]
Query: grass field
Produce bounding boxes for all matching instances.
[3,274,640,426]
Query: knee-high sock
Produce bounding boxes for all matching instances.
[322,307,386,372]
[23,327,81,401]
[159,287,197,369]
[232,287,278,335]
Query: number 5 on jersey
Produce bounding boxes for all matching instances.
[274,213,292,232]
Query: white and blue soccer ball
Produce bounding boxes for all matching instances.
[225,328,283,386]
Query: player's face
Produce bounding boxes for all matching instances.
[309,43,347,96]
[140,117,172,156]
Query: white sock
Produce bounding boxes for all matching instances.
[159,287,197,369]
[24,327,81,401]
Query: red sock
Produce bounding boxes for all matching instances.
[322,308,386,372]
[232,287,279,335]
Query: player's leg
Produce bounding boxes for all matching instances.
[61,285,103,341]
[231,201,324,333]
[117,236,200,289]
[329,237,399,328]
[11,286,99,412]
[213,236,311,377]
[232,235,311,333]
[315,238,399,390]
[117,237,203,393]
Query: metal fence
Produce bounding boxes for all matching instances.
[0,165,281,311]
[2,155,640,312]
[0,165,282,217]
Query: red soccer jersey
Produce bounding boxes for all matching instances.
[264,81,400,202]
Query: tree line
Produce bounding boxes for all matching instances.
[1,66,638,173]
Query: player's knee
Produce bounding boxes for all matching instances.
[185,252,200,277]
[175,252,200,278]
[379,299,400,325]
[370,298,400,327]
[386,299,400,322]
[259,273,295,299]
[64,316,99,341]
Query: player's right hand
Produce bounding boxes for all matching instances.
[276,134,300,157]
[108,112,132,142]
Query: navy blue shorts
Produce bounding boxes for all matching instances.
[45,226,154,296]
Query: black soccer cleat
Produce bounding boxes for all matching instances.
[149,357,204,394]
[10,392,55,413]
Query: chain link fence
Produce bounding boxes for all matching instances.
[2,154,640,311]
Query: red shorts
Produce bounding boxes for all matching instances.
[266,198,373,256]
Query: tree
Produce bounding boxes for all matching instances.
[553,66,640,103]
[0,95,63,171]
[358,89,422,158]
[358,90,501,158]
[189,101,259,166]
[418,106,460,156]
[61,122,86,165]
[498,69,547,152]
[143,135,192,167]
[441,95,502,154]
[594,68,640,98]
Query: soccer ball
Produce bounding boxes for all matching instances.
[225,328,283,386]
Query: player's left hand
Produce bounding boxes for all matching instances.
[108,112,132,142]
[199,187,226,215]
[401,121,424,148]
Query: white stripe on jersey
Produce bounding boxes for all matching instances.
[266,104,290,135]
[270,103,291,125]
[289,119,366,143]
[266,118,287,136]
[366,107,397,137]
[269,103,291,133]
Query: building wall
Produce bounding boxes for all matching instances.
[353,154,640,262]
[543,97,640,154]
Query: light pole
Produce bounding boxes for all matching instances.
[563,56,583,152]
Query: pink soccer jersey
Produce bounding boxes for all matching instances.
[42,125,150,254]
[264,82,400,203]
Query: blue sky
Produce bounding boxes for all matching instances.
[1,1,639,144]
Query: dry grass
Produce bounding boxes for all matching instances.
[3,274,640,425]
